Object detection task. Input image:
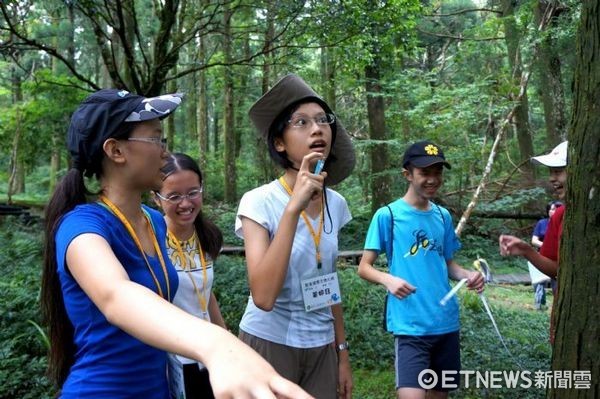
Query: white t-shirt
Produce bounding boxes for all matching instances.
[235,180,351,348]
[166,232,214,366]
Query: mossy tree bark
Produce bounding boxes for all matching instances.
[550,1,600,397]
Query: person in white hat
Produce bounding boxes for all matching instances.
[499,141,568,342]
[235,74,355,398]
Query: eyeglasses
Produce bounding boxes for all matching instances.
[287,113,335,130]
[127,137,168,149]
[155,188,203,204]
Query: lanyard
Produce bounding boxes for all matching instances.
[98,195,171,301]
[278,176,324,269]
[167,231,209,314]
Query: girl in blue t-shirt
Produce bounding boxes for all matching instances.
[41,89,311,399]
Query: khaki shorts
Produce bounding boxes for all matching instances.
[239,330,338,398]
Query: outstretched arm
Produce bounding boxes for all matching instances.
[499,234,558,278]
[67,233,312,399]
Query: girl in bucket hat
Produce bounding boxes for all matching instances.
[235,74,355,398]
[42,89,311,399]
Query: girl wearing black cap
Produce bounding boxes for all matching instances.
[42,89,311,399]
[235,75,355,398]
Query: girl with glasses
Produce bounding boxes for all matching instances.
[42,89,311,399]
[236,75,356,398]
[154,153,226,399]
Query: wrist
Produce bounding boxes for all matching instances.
[336,341,349,352]
[283,202,303,217]
[381,273,394,288]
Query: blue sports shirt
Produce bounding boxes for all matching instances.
[364,199,461,336]
[55,203,179,398]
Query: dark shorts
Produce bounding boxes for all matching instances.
[394,331,460,392]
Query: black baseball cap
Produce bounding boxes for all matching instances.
[402,140,451,169]
[67,89,182,174]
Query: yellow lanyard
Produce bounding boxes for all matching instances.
[99,195,171,301]
[278,176,324,269]
[167,231,209,314]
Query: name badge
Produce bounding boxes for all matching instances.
[301,271,342,312]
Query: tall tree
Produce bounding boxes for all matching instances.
[320,45,336,108]
[256,4,277,183]
[222,3,236,203]
[365,55,390,214]
[197,34,209,170]
[1,1,305,95]
[501,0,534,182]
[550,1,599,397]
[165,70,177,151]
[534,0,567,147]
[7,31,24,198]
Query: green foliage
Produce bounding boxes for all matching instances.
[0,1,580,395]
[0,217,54,399]
[0,217,552,398]
[0,71,85,197]
[477,187,547,215]
[212,255,249,333]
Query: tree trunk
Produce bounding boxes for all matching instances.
[365,60,390,214]
[166,71,177,151]
[235,32,250,159]
[256,7,276,182]
[186,70,197,147]
[222,5,237,203]
[48,5,75,193]
[196,30,209,170]
[320,45,336,108]
[66,4,75,65]
[549,1,600,397]
[502,0,535,182]
[8,42,25,199]
[212,110,219,153]
[49,134,61,194]
[49,15,61,194]
[535,0,567,147]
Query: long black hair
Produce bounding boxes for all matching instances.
[160,153,223,260]
[41,122,138,388]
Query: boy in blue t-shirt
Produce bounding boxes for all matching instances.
[358,141,485,399]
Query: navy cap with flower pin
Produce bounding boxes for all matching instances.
[402,141,451,169]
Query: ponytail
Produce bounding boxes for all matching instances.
[194,212,223,261]
[41,169,89,387]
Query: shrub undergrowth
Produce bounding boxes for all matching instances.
[1,215,551,398]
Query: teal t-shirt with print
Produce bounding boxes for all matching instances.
[364,199,461,335]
